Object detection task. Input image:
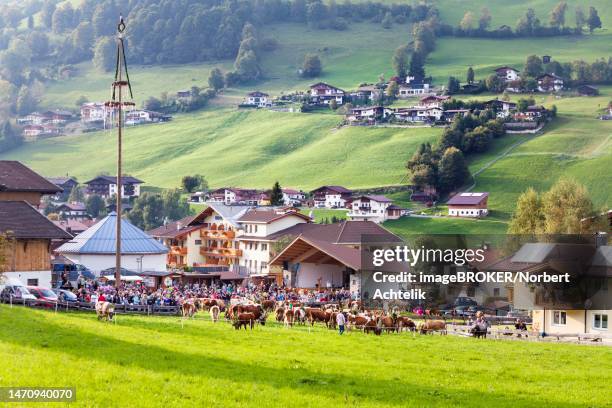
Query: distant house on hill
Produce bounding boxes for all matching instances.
[243,91,271,108]
[281,189,306,206]
[447,192,489,217]
[84,175,144,198]
[46,177,78,201]
[310,185,352,208]
[346,106,392,123]
[56,202,90,221]
[494,66,520,82]
[347,195,401,223]
[484,99,517,118]
[309,82,345,105]
[398,76,432,98]
[577,85,599,96]
[537,73,564,92]
[80,102,109,123]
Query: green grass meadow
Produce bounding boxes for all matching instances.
[1,306,611,408]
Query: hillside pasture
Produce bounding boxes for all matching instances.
[1,306,611,408]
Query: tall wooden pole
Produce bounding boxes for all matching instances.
[115,43,122,288]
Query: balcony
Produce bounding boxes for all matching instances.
[170,246,188,256]
[200,247,242,259]
[200,229,236,240]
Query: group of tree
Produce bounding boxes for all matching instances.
[0,121,21,153]
[301,54,322,78]
[127,188,191,231]
[509,179,606,235]
[143,86,217,114]
[443,4,603,38]
[406,143,471,195]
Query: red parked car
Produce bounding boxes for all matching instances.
[27,287,58,308]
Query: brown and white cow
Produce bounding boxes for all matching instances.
[210,305,220,323]
[418,320,447,335]
[95,301,115,322]
[233,312,256,330]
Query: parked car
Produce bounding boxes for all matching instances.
[28,287,59,308]
[0,285,36,302]
[52,289,78,303]
[454,297,478,307]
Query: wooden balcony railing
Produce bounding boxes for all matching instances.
[200,229,236,239]
[200,247,242,258]
[170,246,188,255]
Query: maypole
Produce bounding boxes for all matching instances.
[106,16,134,288]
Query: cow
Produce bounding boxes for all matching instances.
[284,309,295,327]
[378,315,397,333]
[210,305,220,323]
[306,308,330,326]
[364,318,381,335]
[261,300,276,312]
[294,308,307,325]
[275,307,285,322]
[233,312,256,330]
[418,320,447,335]
[95,301,115,322]
[181,301,197,318]
[397,316,416,332]
[348,314,369,330]
[470,324,488,339]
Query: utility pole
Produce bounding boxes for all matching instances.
[106,16,134,288]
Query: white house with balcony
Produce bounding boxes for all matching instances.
[347,195,402,223]
[311,185,353,208]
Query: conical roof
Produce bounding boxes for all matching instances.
[57,212,168,254]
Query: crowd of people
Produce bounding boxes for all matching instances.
[65,275,354,307]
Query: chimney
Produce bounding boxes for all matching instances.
[177,222,182,231]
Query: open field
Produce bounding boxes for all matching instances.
[0,109,440,190]
[384,215,509,236]
[1,306,611,408]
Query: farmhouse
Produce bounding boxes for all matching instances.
[346,106,392,123]
[513,105,546,121]
[577,84,599,96]
[419,95,450,108]
[351,84,382,101]
[398,80,432,98]
[21,124,61,141]
[281,188,306,206]
[309,82,345,105]
[56,202,89,221]
[494,66,520,82]
[537,73,564,92]
[125,110,169,125]
[46,177,78,201]
[80,102,109,123]
[84,175,144,198]
[0,161,61,208]
[270,220,401,291]
[441,109,470,122]
[347,195,402,223]
[311,185,352,208]
[53,218,94,236]
[484,99,517,118]
[209,187,268,206]
[243,91,271,108]
[0,201,72,288]
[56,212,168,274]
[447,192,489,217]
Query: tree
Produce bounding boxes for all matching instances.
[587,7,602,34]
[181,175,207,193]
[208,68,225,91]
[143,97,162,111]
[68,185,84,203]
[234,50,261,82]
[575,6,586,31]
[27,32,50,58]
[408,52,425,79]
[85,194,105,218]
[549,2,567,28]
[52,3,75,34]
[301,53,322,78]
[478,7,492,31]
[15,86,37,116]
[437,147,470,192]
[329,99,338,110]
[75,95,89,107]
[485,74,505,93]
[446,77,460,95]
[541,178,594,234]
[508,187,544,234]
[270,181,284,206]
[517,97,534,112]
[93,37,115,72]
[382,12,393,29]
[392,45,409,78]
[386,80,399,99]
[27,15,34,29]
[524,54,543,78]
[466,67,475,84]
[410,164,437,190]
[161,189,190,223]
[516,8,540,36]
[41,1,56,29]
[459,11,475,31]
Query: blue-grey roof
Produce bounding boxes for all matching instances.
[57,212,168,255]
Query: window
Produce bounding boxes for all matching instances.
[262,243,268,251]
[553,311,567,326]
[254,225,258,233]
[493,288,500,297]
[27,279,38,286]
[593,314,608,330]
[195,239,202,245]
[261,262,267,270]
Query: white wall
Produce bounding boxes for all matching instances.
[295,263,345,288]
[62,253,167,274]
[2,271,52,288]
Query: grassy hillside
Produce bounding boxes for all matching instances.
[0,109,440,190]
[2,306,611,407]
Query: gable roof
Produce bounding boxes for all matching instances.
[311,185,353,194]
[310,82,345,92]
[56,212,167,254]
[147,215,200,239]
[447,192,489,206]
[84,175,144,185]
[188,202,251,228]
[238,209,311,224]
[46,177,77,186]
[0,201,72,239]
[247,91,269,97]
[352,194,392,203]
[0,161,61,193]
[270,235,362,270]
[495,66,519,72]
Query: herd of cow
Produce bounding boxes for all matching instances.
[177,298,449,335]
